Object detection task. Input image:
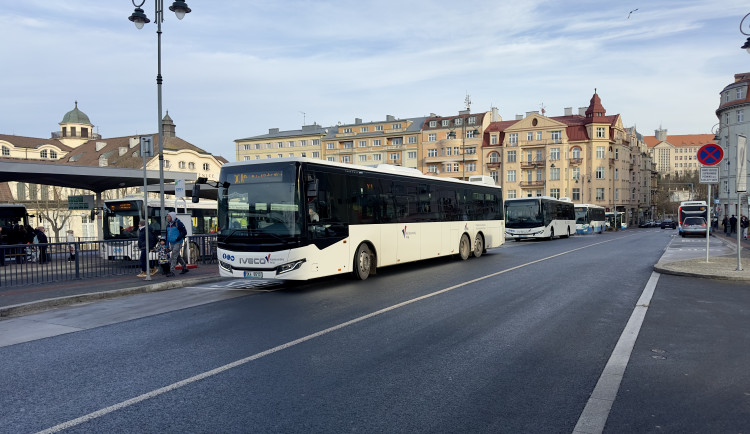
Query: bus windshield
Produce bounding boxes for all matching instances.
[218,162,303,244]
[574,207,588,224]
[505,199,543,228]
[103,200,142,239]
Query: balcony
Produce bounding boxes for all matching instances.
[485,161,502,168]
[519,180,545,188]
[51,131,101,140]
[520,159,545,169]
[569,157,582,166]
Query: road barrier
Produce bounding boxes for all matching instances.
[0,235,217,288]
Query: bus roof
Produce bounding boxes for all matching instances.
[574,203,605,209]
[505,196,563,202]
[221,157,502,189]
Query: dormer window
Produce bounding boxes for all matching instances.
[40,150,48,158]
[50,150,57,159]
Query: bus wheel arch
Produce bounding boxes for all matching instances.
[458,233,471,260]
[473,232,485,258]
[353,242,376,280]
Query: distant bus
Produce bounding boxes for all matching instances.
[505,196,576,240]
[0,204,31,244]
[215,158,504,281]
[101,197,217,260]
[574,204,606,234]
[678,201,708,229]
[605,212,626,230]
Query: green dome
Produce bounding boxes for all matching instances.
[60,101,91,125]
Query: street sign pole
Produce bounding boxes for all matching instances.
[706,184,711,263]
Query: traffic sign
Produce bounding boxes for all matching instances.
[697,143,723,166]
[700,167,719,184]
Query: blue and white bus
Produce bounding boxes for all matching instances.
[504,196,576,240]
[214,158,505,281]
[574,204,606,234]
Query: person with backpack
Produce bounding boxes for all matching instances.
[137,219,158,277]
[166,211,189,276]
[742,215,749,240]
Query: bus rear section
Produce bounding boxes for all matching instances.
[216,158,504,281]
[574,204,606,234]
[677,201,708,235]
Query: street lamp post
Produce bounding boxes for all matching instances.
[128,0,191,234]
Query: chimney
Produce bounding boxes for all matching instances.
[515,114,523,120]
[386,115,396,122]
[564,107,573,116]
[355,118,362,124]
[95,142,107,152]
[268,128,280,134]
[491,107,501,122]
[526,111,539,118]
[578,107,587,116]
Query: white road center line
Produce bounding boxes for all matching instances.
[38,237,623,433]
[573,271,660,434]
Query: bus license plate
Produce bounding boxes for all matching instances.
[244,271,263,278]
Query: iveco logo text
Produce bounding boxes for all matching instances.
[240,254,272,265]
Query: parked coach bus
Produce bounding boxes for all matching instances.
[215,158,504,281]
[504,196,576,240]
[574,203,606,234]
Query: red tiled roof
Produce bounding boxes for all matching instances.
[644,134,714,148]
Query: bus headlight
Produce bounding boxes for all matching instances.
[219,260,232,272]
[277,259,306,275]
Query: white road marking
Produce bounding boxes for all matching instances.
[38,237,623,433]
[573,271,659,434]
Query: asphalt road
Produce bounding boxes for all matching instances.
[1,229,748,433]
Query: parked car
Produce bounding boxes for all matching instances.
[661,219,677,229]
[638,220,654,228]
[681,217,708,237]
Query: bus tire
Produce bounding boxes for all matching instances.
[473,233,484,258]
[458,234,471,260]
[353,243,373,280]
[562,228,570,238]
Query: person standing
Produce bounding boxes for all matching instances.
[66,230,76,261]
[34,226,48,264]
[0,226,5,267]
[742,215,749,240]
[137,220,158,277]
[166,211,189,276]
[722,215,728,235]
[730,215,738,234]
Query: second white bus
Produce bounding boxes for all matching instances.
[574,204,606,234]
[504,196,576,240]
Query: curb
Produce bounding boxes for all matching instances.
[652,263,750,281]
[0,276,226,318]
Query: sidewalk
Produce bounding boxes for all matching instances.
[0,264,224,318]
[654,231,750,280]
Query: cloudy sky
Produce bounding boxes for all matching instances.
[2,0,749,160]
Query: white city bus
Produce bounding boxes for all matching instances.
[574,203,606,234]
[504,196,576,240]
[215,158,504,281]
[101,197,218,260]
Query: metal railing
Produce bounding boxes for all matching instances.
[0,235,217,288]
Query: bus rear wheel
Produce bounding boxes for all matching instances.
[353,243,373,280]
[473,233,484,258]
[458,234,471,260]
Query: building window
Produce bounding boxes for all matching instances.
[550,148,560,160]
[277,142,283,148]
[428,133,437,142]
[455,118,463,126]
[550,167,560,180]
[327,143,335,149]
[508,133,518,145]
[550,188,560,199]
[164,160,171,168]
[429,120,437,128]
[468,116,476,125]
[527,132,534,141]
[738,109,745,123]
[572,147,581,159]
[408,136,417,144]
[491,135,498,145]
[551,131,561,143]
[596,188,605,200]
[596,146,605,158]
[327,157,335,162]
[615,168,619,180]
[428,149,438,157]
[507,189,516,199]
[360,127,369,133]
[343,128,352,133]
[390,153,400,161]
[490,171,498,183]
[203,163,210,171]
[465,147,476,155]
[442,119,449,127]
[407,151,417,159]
[342,156,351,163]
[189,162,195,170]
[596,127,606,138]
[16,183,26,200]
[343,142,353,149]
[392,137,403,145]
[358,140,367,148]
[373,154,382,161]
[738,88,743,99]
[179,161,186,169]
[453,163,459,172]
[288,141,295,147]
[507,150,516,162]
[244,156,251,161]
[391,123,401,130]
[278,154,283,158]
[445,163,452,173]
[488,152,500,163]
[536,131,542,140]
[1,146,9,156]
[359,155,367,162]
[507,170,516,182]
[572,167,580,180]
[313,139,320,146]
[312,152,320,158]
[373,139,381,146]
[572,188,580,201]
[300,140,307,147]
[466,130,477,139]
[427,165,438,173]
[40,150,48,158]
[375,125,383,131]
[596,167,605,179]
[466,163,476,172]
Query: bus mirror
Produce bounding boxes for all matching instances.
[192,184,200,203]
[306,179,319,198]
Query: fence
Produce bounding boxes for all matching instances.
[0,234,217,288]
